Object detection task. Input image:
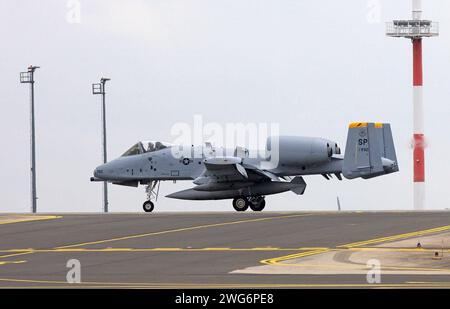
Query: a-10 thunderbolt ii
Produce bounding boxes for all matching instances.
[91,122,398,212]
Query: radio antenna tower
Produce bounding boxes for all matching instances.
[386,0,438,210]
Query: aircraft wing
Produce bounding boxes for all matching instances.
[244,166,282,182]
[192,157,281,191]
[170,156,306,197]
[201,157,249,182]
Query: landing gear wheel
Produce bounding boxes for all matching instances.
[249,197,266,211]
[143,201,154,212]
[232,197,249,212]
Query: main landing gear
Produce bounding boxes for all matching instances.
[232,196,266,212]
[143,180,160,212]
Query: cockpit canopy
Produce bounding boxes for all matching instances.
[121,141,173,157]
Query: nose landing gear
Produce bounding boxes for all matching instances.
[143,180,160,212]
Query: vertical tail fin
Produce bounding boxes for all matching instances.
[342,122,399,179]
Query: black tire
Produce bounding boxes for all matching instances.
[232,197,249,212]
[143,201,154,212]
[250,199,266,211]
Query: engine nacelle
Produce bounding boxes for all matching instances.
[266,136,339,167]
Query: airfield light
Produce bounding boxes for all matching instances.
[92,77,111,213]
[386,0,438,210]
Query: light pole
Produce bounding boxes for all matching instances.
[20,65,40,213]
[92,77,110,212]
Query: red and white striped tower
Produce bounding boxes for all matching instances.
[386,0,438,210]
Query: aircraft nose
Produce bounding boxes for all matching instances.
[93,162,113,179]
[93,165,105,178]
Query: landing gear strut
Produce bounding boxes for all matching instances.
[143,180,160,212]
[232,196,265,212]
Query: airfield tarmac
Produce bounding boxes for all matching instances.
[1,211,450,288]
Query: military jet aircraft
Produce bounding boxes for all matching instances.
[91,122,398,212]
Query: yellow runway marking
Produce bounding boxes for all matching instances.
[0,252,34,260]
[406,281,450,285]
[275,259,450,272]
[56,214,312,249]
[1,277,450,289]
[0,261,26,266]
[338,225,450,248]
[261,247,450,271]
[348,247,450,253]
[260,224,450,269]
[261,249,329,265]
[2,216,450,287]
[0,247,319,254]
[1,284,450,289]
[0,215,61,225]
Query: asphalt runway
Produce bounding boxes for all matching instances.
[1,211,450,288]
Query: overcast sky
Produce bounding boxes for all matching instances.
[1,0,449,213]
